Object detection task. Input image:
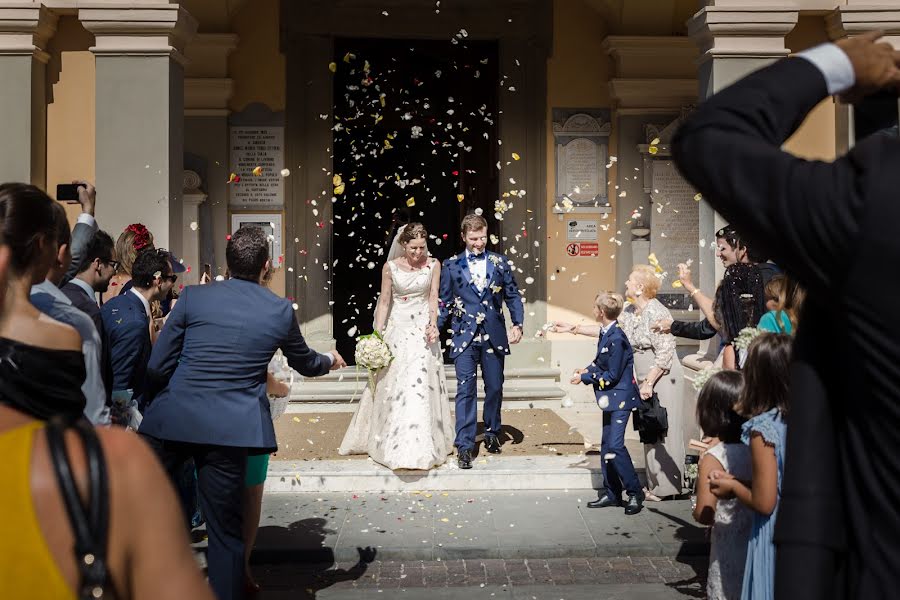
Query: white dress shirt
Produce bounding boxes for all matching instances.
[465,249,488,292]
[129,288,152,319]
[797,43,856,96]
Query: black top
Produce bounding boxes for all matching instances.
[0,337,86,421]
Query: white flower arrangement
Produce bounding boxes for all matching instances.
[354,330,394,392]
[692,366,722,392]
[733,326,764,352]
[488,254,503,266]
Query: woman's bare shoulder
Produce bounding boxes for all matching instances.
[28,314,82,351]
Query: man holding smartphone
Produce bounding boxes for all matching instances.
[57,180,99,288]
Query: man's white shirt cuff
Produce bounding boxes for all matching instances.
[76,213,97,230]
[322,352,334,367]
[797,43,855,95]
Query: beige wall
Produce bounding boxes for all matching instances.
[545,0,615,330]
[46,16,96,226]
[785,16,837,161]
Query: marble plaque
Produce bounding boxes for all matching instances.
[560,138,601,203]
[649,160,699,293]
[229,126,285,207]
[552,109,610,209]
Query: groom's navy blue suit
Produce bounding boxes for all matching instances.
[438,249,524,452]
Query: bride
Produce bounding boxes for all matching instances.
[339,222,454,470]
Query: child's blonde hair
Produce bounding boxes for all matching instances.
[595,291,624,320]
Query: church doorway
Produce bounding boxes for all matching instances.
[331,37,500,362]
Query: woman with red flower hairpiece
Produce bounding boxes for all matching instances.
[101,224,155,305]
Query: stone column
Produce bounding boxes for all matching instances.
[686,3,797,357]
[183,33,238,277]
[0,4,57,185]
[181,170,206,286]
[79,4,197,255]
[827,4,900,153]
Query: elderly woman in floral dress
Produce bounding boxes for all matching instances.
[554,264,686,500]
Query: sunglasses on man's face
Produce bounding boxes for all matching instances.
[162,274,178,283]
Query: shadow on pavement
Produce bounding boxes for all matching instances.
[250,517,376,598]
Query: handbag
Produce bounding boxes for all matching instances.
[633,392,669,445]
[45,417,114,600]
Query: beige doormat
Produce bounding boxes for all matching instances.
[272,408,587,461]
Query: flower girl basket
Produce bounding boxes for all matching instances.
[267,350,294,421]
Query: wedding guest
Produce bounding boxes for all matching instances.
[758,275,805,335]
[30,202,110,424]
[60,180,100,288]
[565,292,644,515]
[0,183,215,600]
[693,370,751,600]
[102,223,154,304]
[139,226,345,600]
[709,333,791,600]
[101,248,175,420]
[243,370,291,595]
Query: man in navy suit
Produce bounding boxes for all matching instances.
[101,248,174,422]
[139,226,345,600]
[438,213,524,469]
[571,292,644,515]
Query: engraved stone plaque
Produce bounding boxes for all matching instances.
[649,160,699,293]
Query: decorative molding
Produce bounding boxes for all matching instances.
[185,77,235,111]
[0,5,58,63]
[687,6,799,64]
[184,32,239,78]
[602,36,698,79]
[183,169,202,193]
[79,5,198,65]
[608,78,698,109]
[827,5,900,47]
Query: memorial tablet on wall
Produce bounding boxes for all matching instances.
[552,109,611,212]
[649,160,699,293]
[229,126,285,208]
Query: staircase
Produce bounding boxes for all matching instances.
[286,365,568,411]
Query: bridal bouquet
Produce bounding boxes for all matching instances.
[355,330,393,391]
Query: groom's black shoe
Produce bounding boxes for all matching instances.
[484,435,502,454]
[458,448,473,469]
[624,490,645,515]
[586,493,622,508]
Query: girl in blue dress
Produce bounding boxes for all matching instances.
[709,333,792,600]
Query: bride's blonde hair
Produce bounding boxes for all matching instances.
[398,222,428,244]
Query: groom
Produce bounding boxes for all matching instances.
[438,213,524,469]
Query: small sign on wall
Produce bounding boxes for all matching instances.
[566,219,598,241]
[231,213,284,266]
[565,242,599,257]
[229,126,285,208]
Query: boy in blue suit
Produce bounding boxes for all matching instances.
[438,214,524,469]
[570,292,644,515]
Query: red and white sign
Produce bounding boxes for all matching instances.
[566,242,599,257]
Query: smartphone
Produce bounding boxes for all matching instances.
[56,183,83,203]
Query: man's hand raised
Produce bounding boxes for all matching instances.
[836,31,900,102]
[73,180,96,216]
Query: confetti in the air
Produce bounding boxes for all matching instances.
[252,166,263,176]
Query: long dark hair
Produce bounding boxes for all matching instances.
[735,333,792,419]
[697,370,746,443]
[714,263,765,343]
[0,183,57,276]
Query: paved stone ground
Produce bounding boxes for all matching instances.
[254,557,707,599]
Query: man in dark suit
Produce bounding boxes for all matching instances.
[60,180,99,288]
[63,229,117,332]
[571,292,643,515]
[101,248,174,421]
[139,226,346,600]
[672,31,900,599]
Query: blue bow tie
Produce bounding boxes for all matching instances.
[467,253,486,262]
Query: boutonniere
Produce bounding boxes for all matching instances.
[490,284,502,294]
[488,255,503,267]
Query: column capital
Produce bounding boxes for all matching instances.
[827,5,900,47]
[79,3,197,65]
[0,4,58,63]
[687,5,799,64]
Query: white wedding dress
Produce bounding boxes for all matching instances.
[338,260,454,470]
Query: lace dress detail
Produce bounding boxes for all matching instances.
[740,408,787,600]
[339,261,454,470]
[706,442,753,600]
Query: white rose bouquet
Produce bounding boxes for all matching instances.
[355,330,394,392]
[692,366,722,392]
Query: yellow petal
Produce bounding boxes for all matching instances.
[456,193,465,202]
[694,193,703,202]
[650,137,660,146]
[252,166,263,176]
[648,146,658,155]
[512,152,521,160]
[343,52,355,63]
[334,183,345,195]
[328,62,337,73]
[406,197,416,207]
[672,280,683,288]
[332,174,343,186]
[647,253,658,265]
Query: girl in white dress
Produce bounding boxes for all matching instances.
[692,370,752,600]
[339,223,454,470]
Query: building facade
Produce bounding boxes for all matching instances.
[0,0,888,396]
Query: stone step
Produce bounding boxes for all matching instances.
[287,366,568,405]
[265,448,649,494]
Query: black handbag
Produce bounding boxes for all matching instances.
[633,392,669,444]
[46,417,113,600]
